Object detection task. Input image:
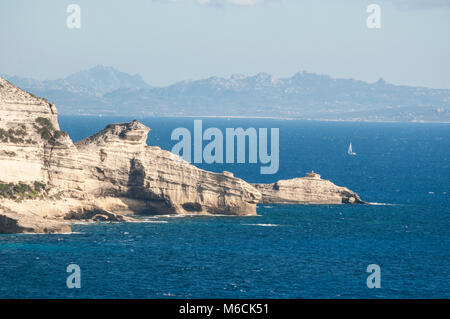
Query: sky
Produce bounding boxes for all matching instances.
[1,0,450,89]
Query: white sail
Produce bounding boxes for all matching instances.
[348,142,356,155]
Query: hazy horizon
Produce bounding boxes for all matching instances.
[1,0,450,89]
[5,64,437,89]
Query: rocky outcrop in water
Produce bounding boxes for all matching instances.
[253,172,365,204]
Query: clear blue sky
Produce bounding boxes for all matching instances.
[1,0,449,88]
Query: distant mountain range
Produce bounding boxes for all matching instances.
[3,65,449,122]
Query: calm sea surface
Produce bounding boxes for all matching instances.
[0,117,449,298]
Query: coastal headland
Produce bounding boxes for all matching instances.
[0,78,364,234]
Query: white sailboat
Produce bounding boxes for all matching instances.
[348,142,357,156]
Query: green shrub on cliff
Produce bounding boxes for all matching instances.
[33,181,46,193]
[34,117,66,146]
[0,181,48,200]
[0,128,7,142]
[35,117,54,130]
[0,127,27,143]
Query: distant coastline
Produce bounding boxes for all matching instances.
[4,65,449,123]
[59,114,450,124]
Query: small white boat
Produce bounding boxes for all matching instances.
[348,142,357,156]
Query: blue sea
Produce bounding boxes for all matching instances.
[0,117,449,298]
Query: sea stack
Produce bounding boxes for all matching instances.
[253,171,365,204]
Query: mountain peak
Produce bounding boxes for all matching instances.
[62,65,150,95]
[230,73,247,80]
[90,64,114,71]
[251,72,279,85]
[254,72,271,80]
[375,77,387,85]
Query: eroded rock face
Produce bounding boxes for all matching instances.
[75,120,261,216]
[0,78,261,233]
[253,173,365,205]
[0,78,85,193]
